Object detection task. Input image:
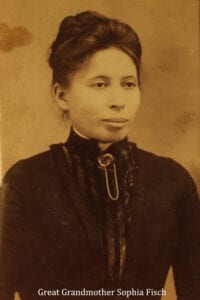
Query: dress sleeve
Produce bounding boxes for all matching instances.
[172,162,200,300]
[0,179,25,300]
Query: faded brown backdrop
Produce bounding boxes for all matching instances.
[0,0,199,300]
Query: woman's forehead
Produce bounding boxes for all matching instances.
[73,47,138,80]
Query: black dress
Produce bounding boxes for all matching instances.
[0,128,200,300]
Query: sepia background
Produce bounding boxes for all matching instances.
[0,0,199,299]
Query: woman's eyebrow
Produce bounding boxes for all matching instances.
[89,75,110,81]
[88,75,137,81]
[121,75,138,80]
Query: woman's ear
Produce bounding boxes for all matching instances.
[52,83,69,112]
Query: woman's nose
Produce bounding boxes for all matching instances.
[109,104,125,111]
[108,89,125,110]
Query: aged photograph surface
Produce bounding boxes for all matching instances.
[0,1,200,300]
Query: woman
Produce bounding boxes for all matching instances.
[0,10,199,300]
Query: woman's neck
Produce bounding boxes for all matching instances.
[98,141,112,151]
[73,127,89,139]
[73,127,112,151]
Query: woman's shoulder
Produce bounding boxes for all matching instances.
[132,142,185,170]
[2,144,64,187]
[131,142,197,192]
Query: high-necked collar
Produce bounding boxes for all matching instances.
[65,127,130,161]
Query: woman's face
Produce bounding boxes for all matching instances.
[58,47,141,143]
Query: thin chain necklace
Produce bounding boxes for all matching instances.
[97,153,119,201]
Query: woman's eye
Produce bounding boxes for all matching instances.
[91,82,107,88]
[123,81,137,89]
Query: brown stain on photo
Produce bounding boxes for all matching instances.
[0,23,33,52]
[173,111,200,133]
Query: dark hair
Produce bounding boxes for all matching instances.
[48,11,142,87]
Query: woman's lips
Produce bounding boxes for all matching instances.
[102,118,128,123]
[102,118,128,128]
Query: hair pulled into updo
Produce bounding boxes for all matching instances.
[48,11,142,87]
